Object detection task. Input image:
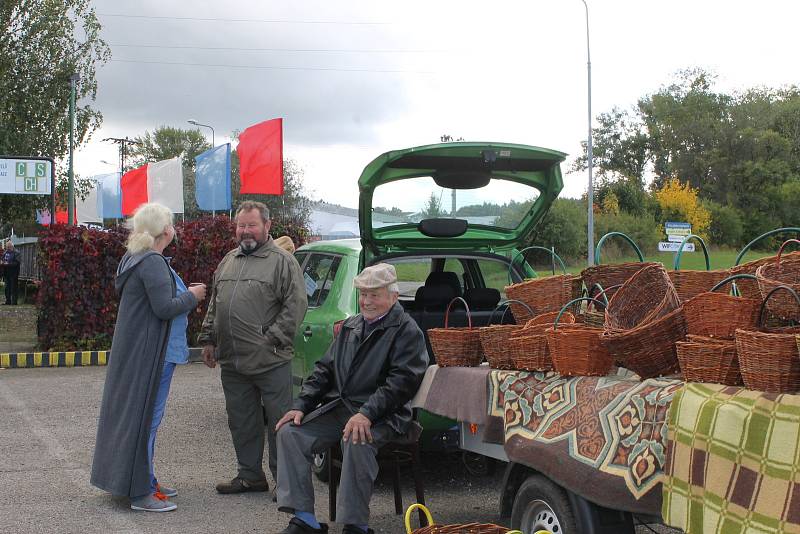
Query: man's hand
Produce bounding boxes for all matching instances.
[342,413,372,445]
[276,410,304,431]
[201,344,216,369]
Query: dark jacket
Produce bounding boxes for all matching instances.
[91,251,197,498]
[293,302,429,434]
[198,237,307,375]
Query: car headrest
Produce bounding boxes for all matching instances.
[463,287,501,310]
[415,284,458,309]
[425,271,462,296]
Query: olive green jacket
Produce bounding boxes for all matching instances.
[198,238,307,375]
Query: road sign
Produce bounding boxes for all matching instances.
[0,157,52,195]
[659,241,695,252]
[668,235,687,243]
[665,221,691,237]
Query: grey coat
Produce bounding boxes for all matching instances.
[90,251,197,498]
[293,302,429,434]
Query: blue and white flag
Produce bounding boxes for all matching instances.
[96,172,122,219]
[195,144,231,211]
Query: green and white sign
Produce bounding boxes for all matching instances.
[0,158,52,195]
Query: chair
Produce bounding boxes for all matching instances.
[327,421,425,522]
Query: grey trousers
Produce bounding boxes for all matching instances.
[220,363,292,482]
[276,404,399,525]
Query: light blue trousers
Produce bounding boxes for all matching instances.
[148,361,176,493]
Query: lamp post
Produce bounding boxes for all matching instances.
[580,0,594,266]
[67,73,79,226]
[187,119,215,147]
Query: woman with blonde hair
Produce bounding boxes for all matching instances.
[91,202,207,512]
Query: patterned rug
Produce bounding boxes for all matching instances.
[662,383,800,533]
[489,369,683,515]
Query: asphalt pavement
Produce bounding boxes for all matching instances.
[0,364,679,534]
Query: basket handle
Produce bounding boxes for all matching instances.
[488,299,535,324]
[594,232,644,265]
[554,297,606,330]
[586,282,622,307]
[758,285,800,328]
[508,246,567,281]
[444,296,472,329]
[404,503,434,534]
[710,273,757,294]
[734,227,800,266]
[776,239,800,265]
[673,234,710,271]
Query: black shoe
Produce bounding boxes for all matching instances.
[215,476,269,494]
[279,517,329,534]
[342,526,374,534]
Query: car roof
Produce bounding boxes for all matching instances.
[296,238,362,256]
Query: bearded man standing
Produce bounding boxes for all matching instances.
[199,201,307,499]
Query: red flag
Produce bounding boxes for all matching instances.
[238,118,283,195]
[121,164,149,216]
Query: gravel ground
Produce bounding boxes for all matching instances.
[0,364,680,533]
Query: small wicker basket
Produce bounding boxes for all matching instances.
[676,335,742,386]
[479,300,534,370]
[404,504,523,534]
[756,239,800,320]
[509,312,576,372]
[428,297,483,367]
[683,274,761,339]
[546,298,613,377]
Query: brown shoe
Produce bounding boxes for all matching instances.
[215,476,269,494]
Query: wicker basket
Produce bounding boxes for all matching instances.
[510,312,576,372]
[730,251,800,300]
[581,262,659,302]
[683,274,761,339]
[405,504,522,534]
[734,285,800,393]
[428,297,483,367]
[479,300,534,370]
[676,336,742,386]
[504,274,582,322]
[756,240,800,320]
[546,298,613,377]
[605,264,681,331]
[601,307,687,379]
[668,268,731,303]
[582,283,620,328]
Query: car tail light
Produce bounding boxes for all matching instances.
[332,319,345,338]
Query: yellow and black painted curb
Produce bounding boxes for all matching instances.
[0,351,108,369]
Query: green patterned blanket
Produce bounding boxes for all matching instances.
[489,370,683,515]
[663,383,800,533]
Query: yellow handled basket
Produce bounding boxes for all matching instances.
[403,503,543,534]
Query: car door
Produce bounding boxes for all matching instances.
[292,251,345,392]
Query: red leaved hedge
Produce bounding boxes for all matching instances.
[37,215,308,350]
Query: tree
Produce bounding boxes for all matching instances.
[654,178,711,239]
[0,0,109,228]
[420,193,445,218]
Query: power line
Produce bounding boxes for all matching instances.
[97,13,390,25]
[110,43,451,54]
[108,58,434,74]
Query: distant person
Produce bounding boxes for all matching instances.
[91,202,207,512]
[2,240,21,305]
[198,201,307,501]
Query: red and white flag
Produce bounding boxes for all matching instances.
[238,118,283,195]
[121,157,184,215]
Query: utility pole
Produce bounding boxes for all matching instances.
[67,73,79,225]
[102,137,142,175]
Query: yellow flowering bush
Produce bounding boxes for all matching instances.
[654,178,711,240]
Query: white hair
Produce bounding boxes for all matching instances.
[387,282,400,294]
[125,203,174,253]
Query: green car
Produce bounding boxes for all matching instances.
[291,141,565,478]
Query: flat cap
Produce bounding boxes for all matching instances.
[353,263,397,290]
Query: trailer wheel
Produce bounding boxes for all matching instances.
[511,474,577,534]
[312,452,329,482]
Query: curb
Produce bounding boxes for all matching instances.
[0,348,205,369]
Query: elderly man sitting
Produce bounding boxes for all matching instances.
[275,263,429,534]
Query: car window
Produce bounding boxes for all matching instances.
[294,252,309,269]
[303,253,342,308]
[443,258,467,289]
[389,258,432,299]
[475,258,511,298]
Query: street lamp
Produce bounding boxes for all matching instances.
[68,73,80,226]
[580,0,595,266]
[187,119,215,147]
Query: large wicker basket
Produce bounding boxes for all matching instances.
[504,274,582,322]
[734,285,800,393]
[601,307,687,379]
[428,297,483,367]
[581,262,659,302]
[605,264,681,331]
[546,298,613,377]
[683,274,761,339]
[668,268,731,303]
[756,240,800,320]
[405,504,522,534]
[676,335,742,386]
[730,251,800,300]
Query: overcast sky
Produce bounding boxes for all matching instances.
[75,0,800,212]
